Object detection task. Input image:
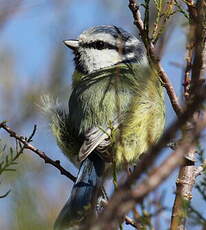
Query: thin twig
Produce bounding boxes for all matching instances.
[0,122,76,182]
[183,24,193,101]
[129,0,183,117]
[100,197,138,229]
[124,216,138,229]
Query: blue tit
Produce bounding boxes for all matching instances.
[46,25,165,230]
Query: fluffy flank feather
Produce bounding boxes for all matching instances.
[41,95,80,165]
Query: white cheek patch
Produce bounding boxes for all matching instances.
[81,48,122,73]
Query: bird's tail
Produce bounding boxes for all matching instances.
[54,154,105,230]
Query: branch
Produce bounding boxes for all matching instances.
[170,1,206,229]
[190,0,206,88]
[129,0,183,117]
[0,122,76,182]
[183,23,193,101]
[100,197,139,229]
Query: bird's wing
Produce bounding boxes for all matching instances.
[78,116,122,162]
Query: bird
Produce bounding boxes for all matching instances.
[46,25,165,230]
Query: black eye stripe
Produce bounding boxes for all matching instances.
[81,40,117,50]
[80,40,144,61]
[81,40,135,53]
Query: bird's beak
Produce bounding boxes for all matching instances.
[63,40,79,50]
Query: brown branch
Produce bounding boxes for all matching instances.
[128,0,144,33]
[182,0,206,98]
[100,196,138,229]
[124,216,138,229]
[170,1,206,229]
[183,25,193,101]
[170,115,206,230]
[129,0,183,117]
[0,121,76,182]
[190,0,206,89]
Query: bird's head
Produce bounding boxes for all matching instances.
[64,25,146,74]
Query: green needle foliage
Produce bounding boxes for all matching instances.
[0,139,20,198]
[0,124,37,198]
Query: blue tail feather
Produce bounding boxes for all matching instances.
[54,154,105,230]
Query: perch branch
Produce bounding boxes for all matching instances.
[0,122,76,182]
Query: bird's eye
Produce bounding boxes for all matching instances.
[95,41,105,50]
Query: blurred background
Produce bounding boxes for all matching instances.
[0,0,204,229]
